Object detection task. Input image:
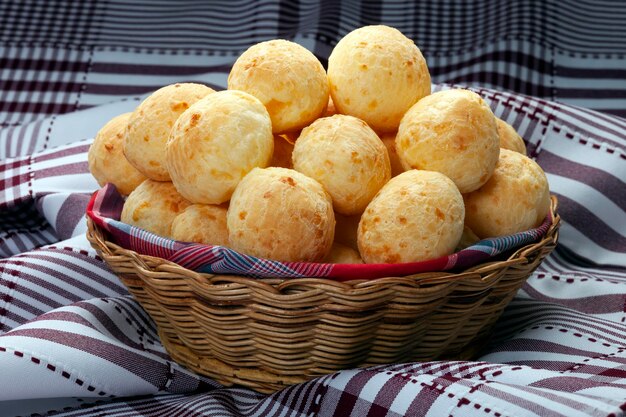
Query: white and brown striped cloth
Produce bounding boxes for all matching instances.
[1,1,625,416]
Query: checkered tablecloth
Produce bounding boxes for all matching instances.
[1,1,625,416]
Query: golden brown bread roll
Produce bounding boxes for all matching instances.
[171,204,229,246]
[358,170,465,264]
[228,39,329,134]
[121,180,191,237]
[124,83,214,181]
[166,90,274,204]
[88,113,147,195]
[464,149,550,238]
[496,118,527,155]
[227,167,335,262]
[324,242,363,264]
[396,89,500,193]
[327,25,431,133]
[292,114,391,215]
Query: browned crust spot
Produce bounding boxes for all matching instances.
[132,201,150,221]
[170,201,181,213]
[243,58,258,70]
[279,176,297,187]
[171,101,190,112]
[189,113,201,127]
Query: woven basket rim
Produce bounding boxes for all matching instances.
[85,196,560,393]
[86,196,560,285]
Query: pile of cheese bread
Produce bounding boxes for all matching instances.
[88,25,549,265]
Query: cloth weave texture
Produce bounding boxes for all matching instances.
[1,1,625,416]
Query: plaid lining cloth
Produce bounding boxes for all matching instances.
[86,183,552,280]
[1,1,626,416]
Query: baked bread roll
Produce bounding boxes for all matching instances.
[171,204,229,246]
[292,115,391,215]
[324,242,363,264]
[327,25,430,133]
[121,180,191,237]
[88,113,147,195]
[464,149,550,238]
[228,39,329,134]
[166,90,274,204]
[227,167,335,262]
[380,132,405,177]
[358,170,465,264]
[125,83,214,181]
[496,118,527,154]
[396,89,500,193]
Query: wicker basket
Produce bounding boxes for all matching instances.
[86,197,560,393]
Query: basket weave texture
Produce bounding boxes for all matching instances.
[87,197,560,393]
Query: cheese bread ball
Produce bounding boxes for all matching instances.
[464,149,550,238]
[171,204,229,246]
[334,212,360,250]
[88,113,147,195]
[227,167,335,262]
[293,115,391,215]
[228,39,329,133]
[125,83,214,181]
[380,132,405,177]
[396,89,500,193]
[270,135,294,169]
[166,90,274,204]
[121,180,191,237]
[327,25,431,133]
[324,242,363,264]
[496,118,527,155]
[358,170,465,264]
